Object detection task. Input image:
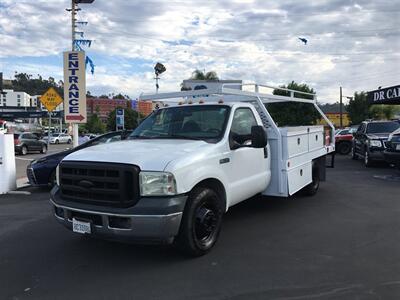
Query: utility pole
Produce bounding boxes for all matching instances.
[339,86,343,129]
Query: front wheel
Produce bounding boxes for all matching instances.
[21,145,28,155]
[41,144,47,154]
[337,142,351,155]
[364,149,373,167]
[55,139,59,144]
[351,144,358,160]
[176,187,224,257]
[67,139,72,144]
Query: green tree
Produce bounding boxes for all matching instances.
[266,81,320,126]
[106,107,143,131]
[85,113,106,134]
[112,93,125,99]
[369,104,400,120]
[190,70,219,80]
[8,72,63,96]
[347,92,370,124]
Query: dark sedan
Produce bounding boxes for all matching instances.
[384,128,400,169]
[27,131,132,187]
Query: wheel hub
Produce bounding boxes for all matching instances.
[195,206,217,241]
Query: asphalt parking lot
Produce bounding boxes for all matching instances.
[1,155,400,300]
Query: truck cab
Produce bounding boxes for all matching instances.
[51,83,335,256]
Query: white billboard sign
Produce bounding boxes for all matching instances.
[63,51,87,123]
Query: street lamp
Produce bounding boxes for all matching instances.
[154,62,166,94]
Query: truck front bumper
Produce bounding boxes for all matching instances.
[50,186,187,244]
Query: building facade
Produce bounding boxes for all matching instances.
[87,98,130,121]
[0,89,34,108]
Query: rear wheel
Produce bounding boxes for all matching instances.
[176,187,223,257]
[67,139,72,144]
[303,162,320,196]
[21,145,28,155]
[55,139,59,144]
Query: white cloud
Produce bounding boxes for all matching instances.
[0,0,399,102]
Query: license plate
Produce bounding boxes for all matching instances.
[396,145,400,151]
[72,218,91,234]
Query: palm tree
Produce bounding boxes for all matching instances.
[190,69,219,81]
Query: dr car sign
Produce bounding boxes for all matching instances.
[63,51,87,123]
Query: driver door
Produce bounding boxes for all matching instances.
[225,107,270,205]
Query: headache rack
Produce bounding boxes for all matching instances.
[139,82,336,197]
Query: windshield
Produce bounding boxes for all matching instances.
[51,134,59,137]
[130,105,230,142]
[366,122,400,134]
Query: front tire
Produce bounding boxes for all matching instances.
[55,139,59,144]
[41,144,47,154]
[67,139,72,144]
[337,142,351,155]
[352,144,358,160]
[364,149,373,167]
[176,187,224,257]
[21,145,28,155]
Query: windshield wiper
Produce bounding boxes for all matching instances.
[129,135,159,139]
[163,134,205,140]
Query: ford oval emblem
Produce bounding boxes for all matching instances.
[78,180,94,189]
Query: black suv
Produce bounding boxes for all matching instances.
[384,128,400,169]
[352,120,400,167]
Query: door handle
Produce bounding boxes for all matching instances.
[219,158,230,164]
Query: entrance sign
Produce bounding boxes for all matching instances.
[40,87,63,112]
[367,85,400,105]
[63,51,87,123]
[116,108,124,131]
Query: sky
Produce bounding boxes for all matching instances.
[0,0,399,103]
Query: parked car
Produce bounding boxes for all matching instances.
[42,133,72,144]
[384,128,400,169]
[352,120,400,167]
[27,130,132,187]
[14,132,47,155]
[335,127,356,155]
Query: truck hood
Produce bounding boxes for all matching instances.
[62,139,210,171]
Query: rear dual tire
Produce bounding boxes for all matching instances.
[303,162,320,196]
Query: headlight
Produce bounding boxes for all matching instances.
[56,165,60,186]
[369,140,382,147]
[139,171,177,196]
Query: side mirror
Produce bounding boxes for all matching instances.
[251,125,268,148]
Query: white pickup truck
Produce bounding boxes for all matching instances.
[50,83,335,256]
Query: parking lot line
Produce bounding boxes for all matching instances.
[15,157,34,161]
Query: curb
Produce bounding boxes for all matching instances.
[16,177,30,189]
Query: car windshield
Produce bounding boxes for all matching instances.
[129,105,230,142]
[51,134,59,137]
[366,122,400,134]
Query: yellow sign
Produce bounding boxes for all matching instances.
[40,87,63,112]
